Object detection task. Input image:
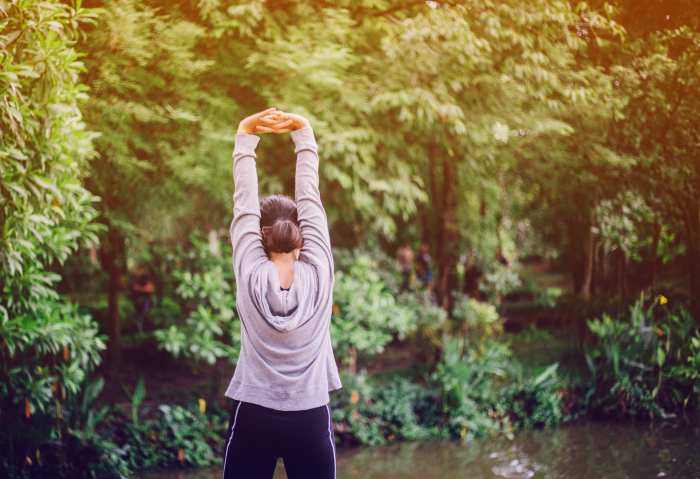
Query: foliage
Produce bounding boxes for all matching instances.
[480,265,522,304]
[451,295,503,341]
[331,252,418,367]
[431,336,512,440]
[585,295,700,419]
[0,2,106,477]
[330,371,442,446]
[155,232,240,365]
[155,405,221,467]
[79,0,223,235]
[503,363,566,429]
[397,289,449,359]
[1,377,130,479]
[3,0,700,474]
[593,191,680,263]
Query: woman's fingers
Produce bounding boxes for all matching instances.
[259,115,285,125]
[241,109,298,134]
[253,107,278,119]
[255,125,294,134]
[271,119,294,129]
[256,115,294,134]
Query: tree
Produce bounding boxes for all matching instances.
[0,1,105,472]
[614,26,700,314]
[79,0,219,365]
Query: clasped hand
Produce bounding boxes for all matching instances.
[237,107,310,135]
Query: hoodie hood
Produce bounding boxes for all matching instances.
[265,264,299,317]
[250,261,310,332]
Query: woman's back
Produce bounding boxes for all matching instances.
[225,124,342,411]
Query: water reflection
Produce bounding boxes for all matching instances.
[137,421,700,479]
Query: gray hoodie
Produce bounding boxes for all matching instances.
[224,127,342,411]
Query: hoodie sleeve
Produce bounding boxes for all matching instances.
[230,132,267,284]
[291,127,334,283]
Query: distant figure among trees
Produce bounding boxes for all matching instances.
[415,243,434,293]
[396,242,414,293]
[462,250,483,300]
[128,265,156,333]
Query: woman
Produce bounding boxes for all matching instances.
[223,107,342,479]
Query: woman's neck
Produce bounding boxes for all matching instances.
[270,252,296,288]
[269,251,296,264]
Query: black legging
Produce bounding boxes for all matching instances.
[222,399,336,479]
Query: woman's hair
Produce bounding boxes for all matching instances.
[260,194,303,254]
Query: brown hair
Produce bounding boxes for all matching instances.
[260,194,303,254]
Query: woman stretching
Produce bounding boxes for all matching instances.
[223,107,342,479]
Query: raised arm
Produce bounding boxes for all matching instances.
[291,126,334,279]
[230,132,267,283]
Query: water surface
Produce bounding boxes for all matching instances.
[137,421,700,479]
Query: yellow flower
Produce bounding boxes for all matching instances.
[350,390,359,404]
[658,295,668,305]
[198,398,206,415]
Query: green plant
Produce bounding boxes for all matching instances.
[155,233,240,365]
[480,264,522,305]
[331,252,418,369]
[330,371,441,446]
[451,295,503,341]
[585,295,700,419]
[431,336,512,440]
[157,404,219,467]
[504,363,565,429]
[0,1,110,476]
[63,379,131,479]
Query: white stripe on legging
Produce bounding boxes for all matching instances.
[326,404,336,478]
[222,401,243,479]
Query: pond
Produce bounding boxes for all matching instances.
[137,421,700,479]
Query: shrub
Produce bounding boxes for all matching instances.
[431,336,512,440]
[585,295,700,419]
[0,2,106,477]
[503,363,565,429]
[330,371,441,446]
[331,252,418,369]
[451,295,503,341]
[155,232,240,365]
[112,380,228,472]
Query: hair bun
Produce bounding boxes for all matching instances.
[264,219,303,254]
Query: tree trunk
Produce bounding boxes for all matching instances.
[565,216,585,295]
[99,225,126,371]
[437,152,459,314]
[579,222,594,301]
[425,144,440,252]
[649,221,661,289]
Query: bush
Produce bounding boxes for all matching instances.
[110,380,228,472]
[331,251,418,369]
[0,2,107,477]
[431,336,511,440]
[503,363,565,429]
[155,232,240,365]
[330,371,441,446]
[585,295,700,419]
[451,295,503,341]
